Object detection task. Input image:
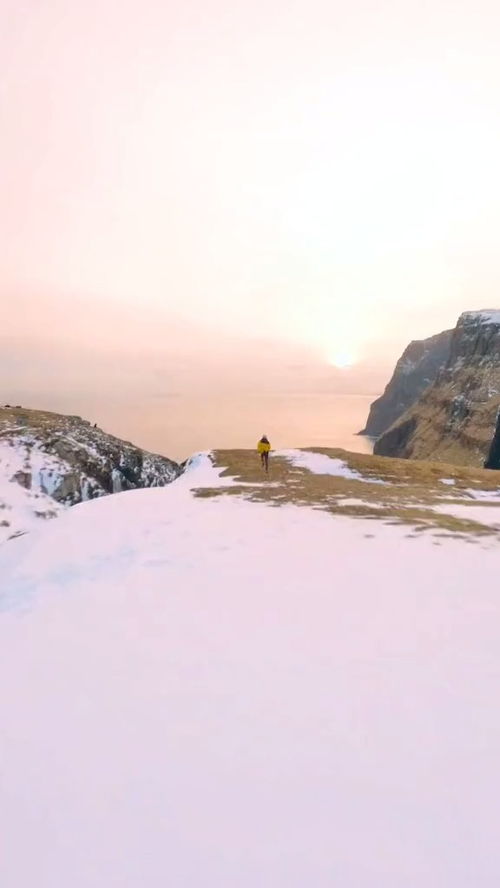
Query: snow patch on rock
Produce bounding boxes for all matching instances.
[0,408,180,543]
[459,309,500,326]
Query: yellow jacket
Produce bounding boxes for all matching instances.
[257,440,271,453]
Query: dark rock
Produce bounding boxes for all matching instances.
[373,417,418,457]
[12,470,32,489]
[0,407,182,508]
[375,311,500,466]
[484,411,500,469]
[361,330,452,437]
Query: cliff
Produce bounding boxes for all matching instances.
[360,330,452,437]
[374,310,500,466]
[0,406,181,541]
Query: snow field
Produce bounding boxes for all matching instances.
[1,457,500,886]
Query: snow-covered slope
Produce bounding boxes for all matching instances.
[0,406,180,541]
[1,456,500,887]
[0,439,65,539]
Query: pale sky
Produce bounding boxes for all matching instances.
[2,0,500,425]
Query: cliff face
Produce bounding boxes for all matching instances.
[360,330,452,437]
[0,407,181,541]
[374,311,500,466]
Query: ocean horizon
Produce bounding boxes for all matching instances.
[83,391,378,462]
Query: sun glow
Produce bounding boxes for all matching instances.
[327,350,357,369]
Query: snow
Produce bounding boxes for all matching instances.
[465,487,500,501]
[179,451,277,489]
[0,418,180,541]
[60,433,107,464]
[0,474,63,542]
[432,502,500,529]
[111,466,123,493]
[181,450,236,486]
[2,472,500,886]
[277,448,386,483]
[460,309,500,326]
[29,445,71,497]
[400,357,418,375]
[0,440,66,542]
[334,497,386,510]
[440,478,456,486]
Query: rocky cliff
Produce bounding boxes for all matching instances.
[0,407,181,541]
[374,310,500,466]
[360,330,452,437]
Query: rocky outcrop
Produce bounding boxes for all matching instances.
[0,407,181,541]
[360,330,452,437]
[374,310,500,466]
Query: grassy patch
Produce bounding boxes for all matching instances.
[191,448,500,539]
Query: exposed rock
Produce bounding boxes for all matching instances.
[12,470,32,489]
[374,311,500,466]
[360,330,452,437]
[0,407,181,541]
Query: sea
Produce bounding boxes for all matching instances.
[96,392,377,463]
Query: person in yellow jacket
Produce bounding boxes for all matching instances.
[257,435,271,472]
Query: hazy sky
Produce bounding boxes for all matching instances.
[2,0,500,404]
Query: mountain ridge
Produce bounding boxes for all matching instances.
[0,406,181,541]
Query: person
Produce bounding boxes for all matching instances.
[257,435,271,472]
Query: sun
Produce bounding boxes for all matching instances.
[327,349,357,369]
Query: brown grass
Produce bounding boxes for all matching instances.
[191,448,500,539]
